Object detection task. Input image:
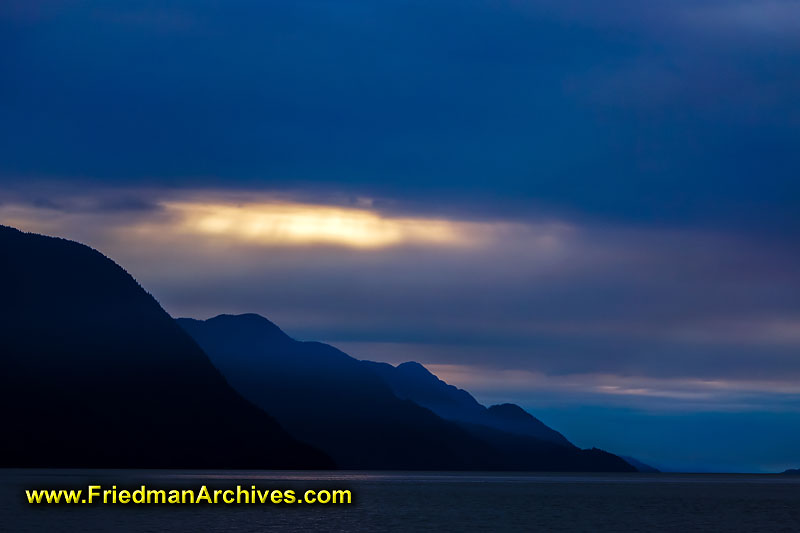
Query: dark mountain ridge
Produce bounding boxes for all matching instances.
[363,360,572,446]
[0,225,331,468]
[179,315,500,470]
[180,313,635,472]
[621,456,661,473]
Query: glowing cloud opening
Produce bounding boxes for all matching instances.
[164,200,479,248]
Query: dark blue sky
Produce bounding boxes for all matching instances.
[2,0,799,471]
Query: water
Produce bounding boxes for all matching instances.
[3,469,799,531]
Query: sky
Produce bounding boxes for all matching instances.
[2,0,799,472]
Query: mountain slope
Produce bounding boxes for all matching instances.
[178,314,500,470]
[179,314,635,472]
[621,456,661,473]
[0,225,331,469]
[363,361,572,446]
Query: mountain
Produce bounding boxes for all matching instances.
[178,315,499,470]
[179,314,636,472]
[621,456,661,473]
[0,225,331,469]
[363,361,571,446]
[782,468,800,475]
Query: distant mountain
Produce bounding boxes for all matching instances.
[364,361,571,446]
[180,314,636,472]
[621,456,661,473]
[782,468,800,475]
[486,404,571,445]
[178,315,500,470]
[0,226,331,469]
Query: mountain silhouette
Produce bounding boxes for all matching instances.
[0,225,331,469]
[363,360,572,446]
[621,456,660,473]
[178,315,499,469]
[180,314,636,471]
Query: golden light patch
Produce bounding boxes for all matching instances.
[165,201,474,248]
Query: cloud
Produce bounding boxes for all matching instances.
[685,1,800,39]
[424,363,800,412]
[0,187,565,250]
[144,199,500,249]
[1,0,798,234]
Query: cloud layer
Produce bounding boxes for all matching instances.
[2,0,798,230]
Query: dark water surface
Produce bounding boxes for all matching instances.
[2,469,799,532]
